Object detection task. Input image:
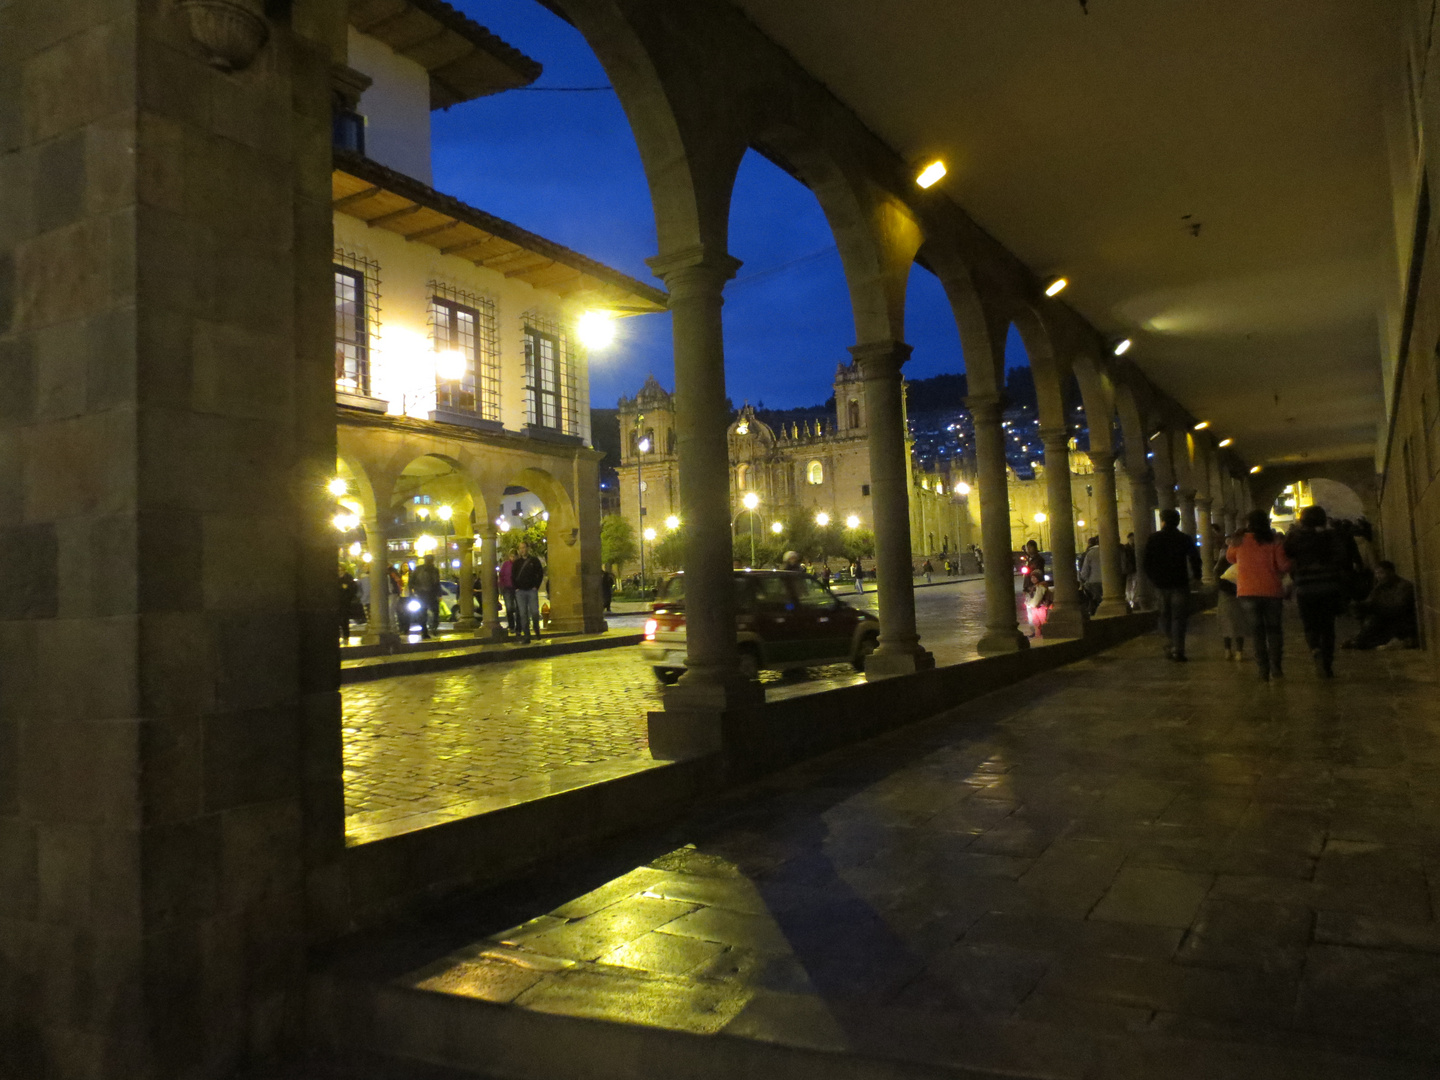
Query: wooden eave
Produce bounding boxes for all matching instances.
[348,0,544,109]
[332,151,668,315]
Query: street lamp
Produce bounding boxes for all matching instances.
[845,514,861,530]
[815,511,831,527]
[742,491,759,566]
[643,525,656,575]
[664,514,680,530]
[770,521,783,535]
[635,415,651,588]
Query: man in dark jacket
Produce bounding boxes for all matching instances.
[409,554,442,639]
[1284,505,1361,676]
[512,541,546,644]
[1143,508,1202,661]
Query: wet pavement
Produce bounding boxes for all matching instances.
[343,580,993,842]
[350,612,1440,1079]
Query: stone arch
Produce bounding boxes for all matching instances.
[748,123,923,344]
[391,451,488,538]
[334,449,382,522]
[920,242,1010,397]
[1009,305,1070,431]
[487,463,591,633]
[1250,461,1379,523]
[1071,351,1117,454]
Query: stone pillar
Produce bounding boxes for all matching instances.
[1196,497,1216,586]
[1090,450,1127,618]
[1179,489,1198,537]
[363,517,397,644]
[1128,468,1158,612]
[454,535,477,630]
[645,248,761,757]
[969,395,1029,653]
[852,341,933,675]
[1039,429,1086,638]
[476,529,504,641]
[0,1,345,1074]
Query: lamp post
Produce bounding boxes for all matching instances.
[742,491,759,566]
[635,417,651,589]
[643,527,657,580]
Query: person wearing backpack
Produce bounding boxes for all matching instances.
[1226,510,1290,681]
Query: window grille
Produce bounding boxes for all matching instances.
[428,281,499,419]
[334,250,379,396]
[522,311,579,435]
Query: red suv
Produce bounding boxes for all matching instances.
[642,569,880,684]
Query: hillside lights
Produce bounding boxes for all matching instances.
[1044,277,1068,297]
[327,477,348,497]
[1113,339,1132,356]
[435,349,466,382]
[815,512,831,527]
[664,514,680,530]
[1218,438,1233,448]
[845,514,861,529]
[577,310,617,350]
[915,160,947,188]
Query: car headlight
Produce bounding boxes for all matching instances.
[407,600,422,611]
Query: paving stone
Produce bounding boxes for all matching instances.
[658,906,796,955]
[1313,911,1440,955]
[596,930,725,977]
[514,966,753,1034]
[1090,867,1213,928]
[512,897,696,961]
[1175,898,1312,973]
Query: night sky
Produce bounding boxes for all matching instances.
[434,1,1030,410]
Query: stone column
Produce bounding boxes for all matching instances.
[1179,489,1198,536]
[645,247,761,756]
[1090,450,1127,618]
[852,341,934,674]
[363,517,397,644]
[969,395,1029,653]
[1039,428,1086,637]
[1128,468,1158,612]
[1196,497,1216,585]
[476,529,504,641]
[454,535,477,630]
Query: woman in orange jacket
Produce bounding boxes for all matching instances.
[1226,510,1292,682]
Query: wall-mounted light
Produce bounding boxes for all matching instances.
[955,482,971,496]
[577,310,617,349]
[1113,339,1132,356]
[1033,512,1047,524]
[327,477,348,497]
[1044,277,1068,297]
[915,160,947,188]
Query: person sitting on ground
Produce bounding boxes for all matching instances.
[1343,561,1418,650]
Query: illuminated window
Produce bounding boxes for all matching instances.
[807,460,823,485]
[430,282,498,420]
[333,250,379,395]
[522,311,579,435]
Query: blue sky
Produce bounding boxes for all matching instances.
[434,2,1022,409]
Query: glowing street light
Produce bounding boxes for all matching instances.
[845,514,861,529]
[771,521,784,535]
[664,514,680,530]
[435,349,466,382]
[1044,277,1068,297]
[332,512,359,532]
[1033,512,1047,524]
[815,512,831,527]
[643,527,657,542]
[577,310,617,349]
[1250,465,1263,474]
[415,534,438,554]
[348,541,362,556]
[327,477,348,497]
[1076,519,1086,529]
[436,505,453,521]
[955,481,971,496]
[915,160,947,188]
[742,491,760,511]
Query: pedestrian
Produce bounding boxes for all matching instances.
[1022,539,1044,577]
[1343,560,1418,650]
[922,558,933,584]
[782,550,802,572]
[1143,507,1202,661]
[338,566,358,643]
[1078,536,1103,615]
[1284,505,1361,677]
[356,568,371,626]
[409,553,442,639]
[974,545,984,573]
[387,562,405,632]
[851,560,865,593]
[1023,568,1052,638]
[600,567,615,612]
[1226,511,1290,679]
[498,552,517,634]
[512,540,546,644]
[1121,532,1138,609]
[820,563,831,588]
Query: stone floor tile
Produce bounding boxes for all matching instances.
[596,930,726,977]
[409,957,546,1004]
[658,906,796,954]
[1090,867,1213,928]
[1296,944,1440,1046]
[1313,911,1440,955]
[1014,991,1154,1032]
[1175,898,1312,973]
[513,896,696,961]
[515,967,753,1034]
[916,941,1053,1014]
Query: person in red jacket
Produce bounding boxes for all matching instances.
[1226,510,1292,682]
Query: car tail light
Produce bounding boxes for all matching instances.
[644,619,658,640]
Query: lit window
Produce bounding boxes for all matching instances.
[807,460,823,485]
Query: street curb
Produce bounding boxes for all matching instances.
[340,632,645,684]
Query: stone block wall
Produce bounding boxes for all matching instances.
[0,1,346,1076]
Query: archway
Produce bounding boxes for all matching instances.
[491,465,590,634]
[389,454,484,638]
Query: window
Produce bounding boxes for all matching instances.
[794,576,838,610]
[848,399,861,429]
[430,283,499,419]
[332,108,364,154]
[861,484,871,497]
[522,312,580,435]
[807,460,824,485]
[736,463,749,489]
[334,251,379,396]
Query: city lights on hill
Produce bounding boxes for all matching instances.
[915,160,947,188]
[1044,277,1068,297]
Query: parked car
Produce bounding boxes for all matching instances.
[643,569,880,685]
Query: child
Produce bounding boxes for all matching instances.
[1023,568,1052,638]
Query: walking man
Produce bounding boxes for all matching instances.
[1143,508,1201,661]
[512,540,546,644]
[1284,505,1360,677]
[338,566,358,643]
[409,554,442,640]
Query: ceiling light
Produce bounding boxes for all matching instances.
[1113,339,1132,356]
[1218,438,1233,448]
[1193,421,1209,431]
[915,160,946,188]
[1044,278,1068,297]
[1249,465,1263,474]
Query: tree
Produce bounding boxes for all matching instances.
[842,527,876,560]
[650,528,686,572]
[499,516,547,561]
[600,514,637,571]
